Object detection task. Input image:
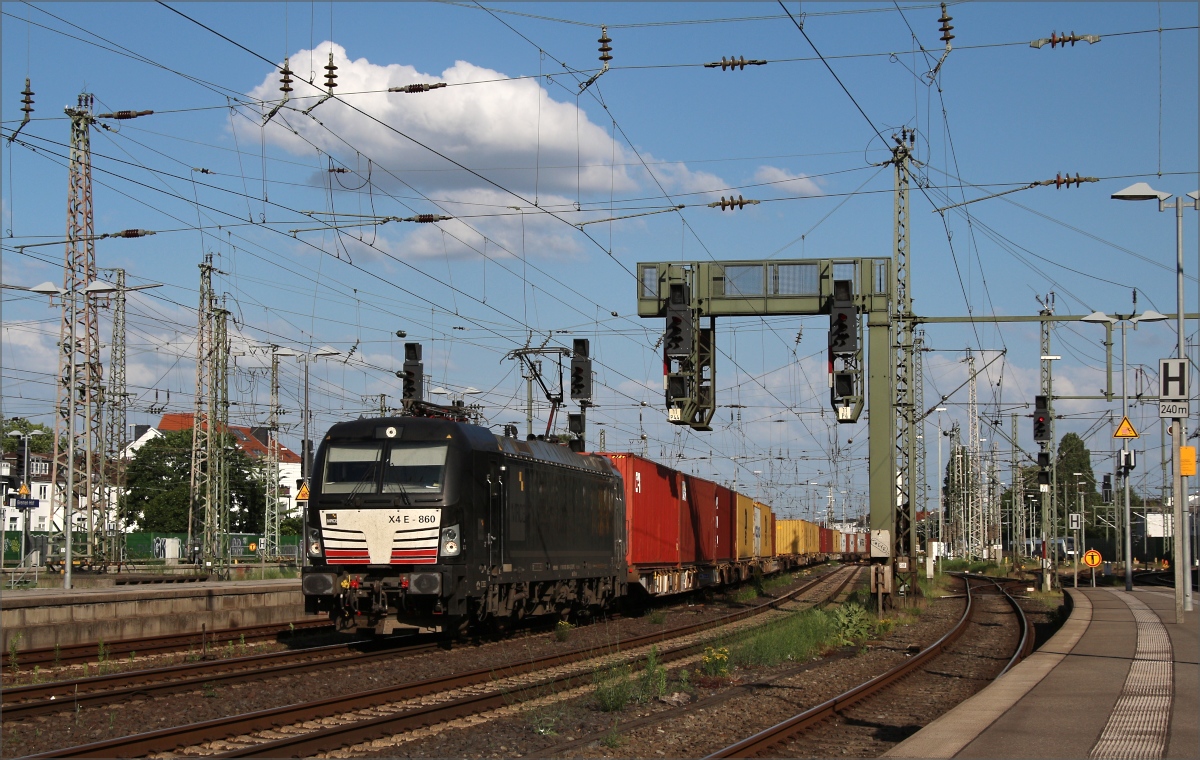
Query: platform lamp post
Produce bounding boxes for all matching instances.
[27,279,118,590]
[1111,182,1198,619]
[8,429,48,568]
[1082,306,1167,593]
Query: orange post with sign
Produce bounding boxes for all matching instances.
[1082,548,1102,588]
[1181,446,1196,477]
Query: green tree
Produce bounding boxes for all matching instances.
[126,428,267,533]
[125,429,193,531]
[1,418,56,456]
[1055,433,1098,514]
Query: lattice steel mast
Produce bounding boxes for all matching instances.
[913,330,927,528]
[209,297,232,576]
[966,349,982,558]
[948,423,964,556]
[1011,413,1025,561]
[51,93,104,563]
[190,255,232,574]
[102,268,127,563]
[188,255,216,558]
[263,350,283,560]
[890,128,918,575]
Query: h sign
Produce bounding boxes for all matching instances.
[1159,358,1188,402]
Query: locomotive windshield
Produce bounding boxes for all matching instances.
[321,441,448,494]
[322,444,382,493]
[383,442,447,492]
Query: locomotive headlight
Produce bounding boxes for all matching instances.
[440,525,461,557]
[306,526,323,557]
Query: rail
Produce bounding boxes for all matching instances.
[28,566,855,759]
[707,572,1035,758]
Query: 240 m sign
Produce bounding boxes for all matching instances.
[1159,401,1190,419]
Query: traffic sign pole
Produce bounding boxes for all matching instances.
[1073,526,1079,588]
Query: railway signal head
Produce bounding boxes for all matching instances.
[1033,395,1050,442]
[401,343,424,401]
[833,372,855,399]
[1120,449,1137,474]
[1037,450,1050,486]
[570,357,593,400]
[664,282,693,358]
[829,308,857,355]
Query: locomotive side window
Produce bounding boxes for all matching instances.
[383,442,448,492]
[323,444,382,493]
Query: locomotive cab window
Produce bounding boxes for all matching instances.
[322,444,382,493]
[383,442,448,493]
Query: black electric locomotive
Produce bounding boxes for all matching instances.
[301,416,626,634]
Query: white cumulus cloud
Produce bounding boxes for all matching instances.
[244,43,729,205]
[752,166,822,197]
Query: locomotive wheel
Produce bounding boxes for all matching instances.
[446,615,470,641]
[487,615,510,638]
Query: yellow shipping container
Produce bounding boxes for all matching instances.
[775,519,803,555]
[735,493,756,559]
[776,518,822,556]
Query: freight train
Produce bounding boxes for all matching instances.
[300,416,866,634]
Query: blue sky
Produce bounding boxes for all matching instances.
[2,2,1197,520]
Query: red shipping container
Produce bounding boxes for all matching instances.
[714,483,736,561]
[769,513,777,557]
[680,474,718,563]
[819,527,833,554]
[601,453,681,567]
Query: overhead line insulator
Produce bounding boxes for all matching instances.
[704,56,767,70]
[329,167,349,173]
[937,4,954,44]
[893,127,916,147]
[192,167,213,174]
[388,83,448,93]
[407,214,453,223]
[279,58,294,94]
[96,110,154,120]
[20,79,34,117]
[598,26,613,64]
[1030,31,1100,49]
[8,78,35,143]
[324,52,338,93]
[707,195,760,211]
[111,229,155,239]
[1034,173,1098,189]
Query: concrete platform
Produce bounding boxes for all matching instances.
[1,579,324,652]
[886,586,1198,759]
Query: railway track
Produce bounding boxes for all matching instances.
[3,634,440,719]
[1137,570,1175,588]
[12,620,333,668]
[27,565,858,759]
[705,573,1033,758]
